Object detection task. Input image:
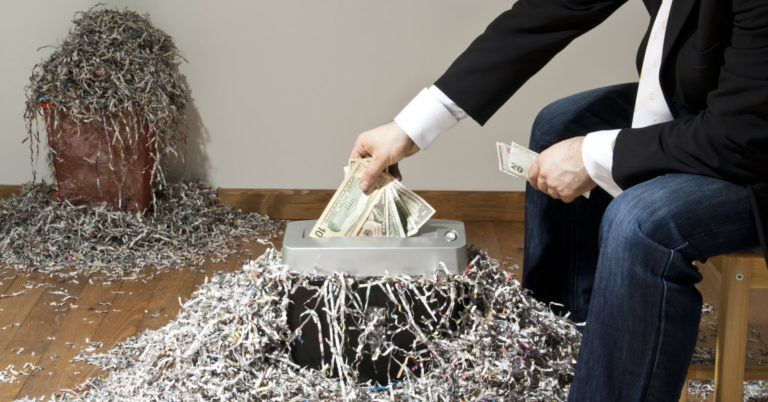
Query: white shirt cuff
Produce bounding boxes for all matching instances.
[394,86,466,150]
[582,129,623,197]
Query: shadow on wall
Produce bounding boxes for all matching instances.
[165,79,210,184]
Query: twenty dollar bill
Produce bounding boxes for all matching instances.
[496,141,590,198]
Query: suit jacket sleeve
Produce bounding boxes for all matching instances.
[434,0,629,125]
[613,0,768,189]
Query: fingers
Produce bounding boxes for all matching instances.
[530,157,568,201]
[389,163,402,181]
[561,194,576,203]
[349,135,370,160]
[531,153,581,202]
[360,155,388,192]
[528,159,540,191]
[351,121,417,191]
[538,180,552,198]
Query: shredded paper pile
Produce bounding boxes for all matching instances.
[63,249,581,400]
[0,181,281,279]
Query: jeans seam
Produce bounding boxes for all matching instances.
[650,252,673,401]
[681,222,758,260]
[635,226,677,402]
[570,206,579,315]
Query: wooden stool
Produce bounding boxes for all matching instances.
[680,251,768,402]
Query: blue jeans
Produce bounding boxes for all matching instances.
[523,83,760,401]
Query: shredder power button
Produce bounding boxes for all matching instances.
[444,230,458,242]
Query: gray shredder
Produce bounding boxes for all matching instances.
[282,219,468,275]
[283,219,470,384]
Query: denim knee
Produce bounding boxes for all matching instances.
[599,191,690,262]
[530,102,568,153]
[529,84,637,153]
[600,197,641,251]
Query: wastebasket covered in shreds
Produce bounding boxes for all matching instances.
[24,6,188,213]
[68,248,582,400]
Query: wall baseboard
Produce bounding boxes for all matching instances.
[218,189,523,222]
[0,185,21,200]
[0,185,524,222]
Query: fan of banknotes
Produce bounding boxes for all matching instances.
[497,141,590,198]
[310,158,436,238]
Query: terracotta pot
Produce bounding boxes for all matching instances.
[43,107,155,214]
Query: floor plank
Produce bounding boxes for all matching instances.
[0,272,89,399]
[16,278,122,398]
[0,273,18,295]
[0,273,49,354]
[464,221,502,258]
[133,268,207,335]
[493,221,525,281]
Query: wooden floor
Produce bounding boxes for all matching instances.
[0,221,766,400]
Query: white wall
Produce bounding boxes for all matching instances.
[0,1,647,191]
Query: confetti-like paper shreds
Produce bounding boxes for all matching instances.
[0,181,282,280]
[64,249,581,400]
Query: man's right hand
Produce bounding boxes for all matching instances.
[349,121,420,191]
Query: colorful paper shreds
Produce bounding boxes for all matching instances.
[60,248,581,401]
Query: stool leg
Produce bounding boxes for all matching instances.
[714,256,753,402]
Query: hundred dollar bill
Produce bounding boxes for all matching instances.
[496,141,590,198]
[311,159,391,238]
[356,182,407,237]
[356,192,387,236]
[354,165,414,237]
[389,179,435,236]
[350,158,396,237]
[385,185,407,237]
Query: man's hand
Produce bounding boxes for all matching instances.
[528,136,596,203]
[350,121,420,191]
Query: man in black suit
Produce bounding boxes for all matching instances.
[350,0,768,400]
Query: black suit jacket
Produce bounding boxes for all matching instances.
[434,0,768,261]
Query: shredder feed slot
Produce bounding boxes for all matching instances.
[282,219,468,275]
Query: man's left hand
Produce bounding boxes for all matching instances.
[528,136,597,203]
